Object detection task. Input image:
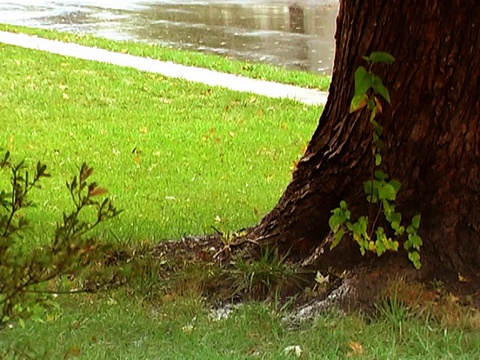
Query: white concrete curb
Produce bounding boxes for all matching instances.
[0,31,328,106]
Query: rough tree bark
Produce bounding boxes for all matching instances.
[250,1,480,286]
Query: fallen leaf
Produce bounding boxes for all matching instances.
[347,341,364,357]
[283,345,302,357]
[161,294,176,303]
[64,345,82,359]
[448,294,460,303]
[315,271,330,285]
[291,160,299,171]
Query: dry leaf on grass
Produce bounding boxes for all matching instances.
[347,341,364,357]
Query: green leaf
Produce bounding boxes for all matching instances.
[396,226,405,236]
[351,66,374,112]
[363,180,379,203]
[350,94,368,113]
[356,217,368,236]
[406,224,414,235]
[387,211,402,226]
[372,76,391,103]
[385,212,405,236]
[408,251,420,262]
[329,209,347,230]
[354,66,373,94]
[366,98,376,111]
[373,137,384,152]
[378,183,397,201]
[371,120,383,136]
[404,231,422,252]
[374,170,388,181]
[389,179,401,193]
[411,214,421,229]
[375,153,382,166]
[375,226,385,236]
[382,199,394,216]
[367,52,395,64]
[375,227,387,255]
[408,251,421,269]
[408,234,423,250]
[363,180,374,194]
[330,228,345,250]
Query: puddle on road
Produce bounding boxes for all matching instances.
[0,0,338,74]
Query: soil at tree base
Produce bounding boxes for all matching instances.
[111,234,480,318]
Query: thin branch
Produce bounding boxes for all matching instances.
[24,288,96,295]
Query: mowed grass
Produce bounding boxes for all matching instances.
[3,293,480,359]
[0,24,331,91]
[0,43,319,242]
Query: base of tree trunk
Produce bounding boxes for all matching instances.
[232,230,480,315]
[284,251,480,321]
[245,0,480,307]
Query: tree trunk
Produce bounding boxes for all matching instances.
[251,1,480,284]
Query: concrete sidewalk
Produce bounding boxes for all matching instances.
[0,30,328,106]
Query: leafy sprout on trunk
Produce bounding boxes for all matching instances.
[329,52,422,269]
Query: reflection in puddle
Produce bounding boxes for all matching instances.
[0,0,338,74]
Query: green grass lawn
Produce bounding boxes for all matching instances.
[1,33,479,359]
[0,24,331,91]
[3,293,479,359]
[0,43,319,243]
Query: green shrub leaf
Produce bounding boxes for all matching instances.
[378,183,397,201]
[372,76,391,104]
[412,214,421,229]
[367,52,395,64]
[330,228,345,250]
[351,66,373,112]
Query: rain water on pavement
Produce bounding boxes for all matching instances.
[0,0,338,74]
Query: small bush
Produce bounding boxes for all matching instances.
[0,151,120,325]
